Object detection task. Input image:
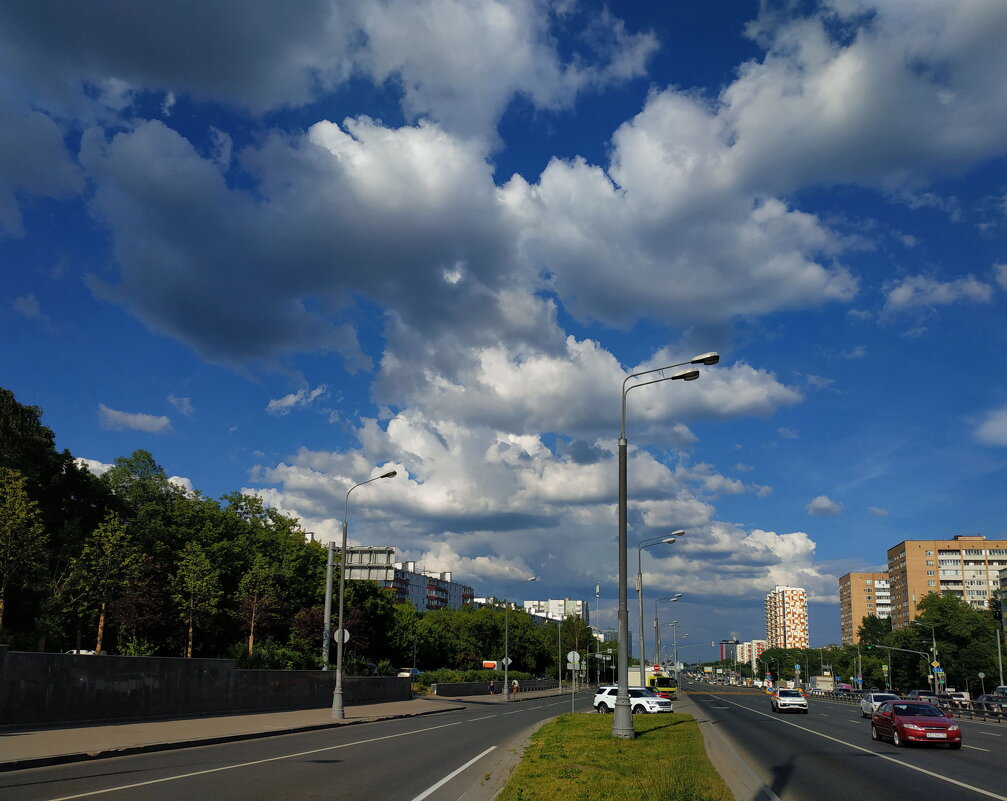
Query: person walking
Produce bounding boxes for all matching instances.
[489,679,496,694]
[511,678,519,696]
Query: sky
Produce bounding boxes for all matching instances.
[3,0,1007,657]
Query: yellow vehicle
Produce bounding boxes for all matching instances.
[628,666,677,698]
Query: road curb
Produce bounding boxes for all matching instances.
[0,705,465,774]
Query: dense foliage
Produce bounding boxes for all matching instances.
[1,388,603,677]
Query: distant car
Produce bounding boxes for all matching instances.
[860,692,900,718]
[871,701,961,748]
[593,686,674,714]
[974,694,1007,709]
[396,668,421,678]
[770,688,808,714]
[906,689,939,700]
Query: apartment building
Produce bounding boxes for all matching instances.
[887,535,1007,629]
[765,586,809,649]
[342,546,474,611]
[737,639,768,672]
[839,572,890,645]
[523,598,590,624]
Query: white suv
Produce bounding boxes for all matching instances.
[593,686,674,714]
[770,688,808,713]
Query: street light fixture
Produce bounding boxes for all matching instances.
[912,620,939,692]
[614,352,717,740]
[653,595,683,664]
[637,533,683,672]
[331,469,398,719]
[503,576,537,702]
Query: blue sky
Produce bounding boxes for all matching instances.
[3,1,1007,656]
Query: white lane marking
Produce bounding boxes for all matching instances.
[977,731,1001,737]
[468,715,495,721]
[40,719,468,801]
[712,706,731,709]
[714,696,1007,801]
[409,746,496,801]
[964,744,991,752]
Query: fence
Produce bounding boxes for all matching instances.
[0,645,411,727]
[806,686,1007,724]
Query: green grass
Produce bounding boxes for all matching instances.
[496,713,732,801]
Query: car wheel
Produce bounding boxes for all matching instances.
[802,709,809,714]
[596,703,610,714]
[949,742,962,750]
[632,704,645,714]
[892,729,903,747]
[871,725,880,741]
[861,708,868,718]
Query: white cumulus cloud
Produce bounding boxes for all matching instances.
[98,404,172,433]
[807,495,843,516]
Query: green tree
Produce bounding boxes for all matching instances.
[857,614,892,645]
[237,554,280,655]
[68,511,140,653]
[172,541,222,657]
[0,467,48,629]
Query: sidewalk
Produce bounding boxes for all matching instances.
[0,688,564,773]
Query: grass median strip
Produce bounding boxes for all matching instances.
[496,713,732,801]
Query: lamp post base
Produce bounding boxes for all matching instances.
[612,703,635,739]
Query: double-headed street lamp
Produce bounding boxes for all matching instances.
[912,620,940,691]
[653,594,683,664]
[637,533,683,671]
[330,469,398,720]
[665,621,686,686]
[614,351,718,740]
[503,576,537,701]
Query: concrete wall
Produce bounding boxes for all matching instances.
[0,646,411,727]
[431,679,559,696]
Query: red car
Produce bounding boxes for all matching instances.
[871,701,962,749]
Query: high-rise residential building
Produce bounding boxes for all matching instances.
[719,639,740,662]
[523,598,590,624]
[342,546,474,611]
[887,535,1007,628]
[765,586,809,649]
[737,640,768,672]
[839,572,890,644]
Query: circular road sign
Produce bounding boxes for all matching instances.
[567,651,581,664]
[333,629,350,644]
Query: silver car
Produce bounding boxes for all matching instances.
[860,692,900,718]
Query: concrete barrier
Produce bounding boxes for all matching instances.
[0,645,411,727]
[430,679,559,696]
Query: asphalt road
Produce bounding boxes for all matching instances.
[0,693,595,801]
[687,684,1007,801]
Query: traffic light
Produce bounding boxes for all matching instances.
[865,644,874,650]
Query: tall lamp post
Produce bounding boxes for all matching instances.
[637,534,682,672]
[332,469,398,719]
[912,620,939,691]
[653,595,683,664]
[503,577,537,701]
[614,351,718,739]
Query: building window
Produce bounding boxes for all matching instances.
[928,581,936,586]
[926,550,934,556]
[927,570,934,576]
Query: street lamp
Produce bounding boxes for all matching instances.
[665,621,686,687]
[912,621,939,691]
[331,469,398,719]
[653,595,683,664]
[503,577,537,702]
[637,533,683,671]
[614,351,717,740]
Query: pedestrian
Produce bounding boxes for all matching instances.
[489,679,496,695]
[511,678,519,695]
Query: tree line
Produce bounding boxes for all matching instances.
[1,387,602,676]
[706,592,1003,695]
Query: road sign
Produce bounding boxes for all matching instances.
[501,657,512,666]
[979,672,986,679]
[794,664,801,671]
[931,661,940,668]
[566,651,581,664]
[333,629,350,644]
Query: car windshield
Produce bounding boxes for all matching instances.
[629,689,657,697]
[894,704,944,716]
[778,690,802,697]
[873,694,898,702]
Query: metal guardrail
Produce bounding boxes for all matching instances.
[805,690,1007,724]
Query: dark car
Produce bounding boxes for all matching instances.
[906,689,938,700]
[871,701,961,749]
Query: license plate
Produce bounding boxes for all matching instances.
[925,732,947,739]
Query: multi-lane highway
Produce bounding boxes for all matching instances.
[686,684,1007,801]
[0,694,595,801]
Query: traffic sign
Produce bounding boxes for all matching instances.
[333,629,350,644]
[501,657,512,666]
[931,660,940,668]
[794,664,801,671]
[567,651,581,664]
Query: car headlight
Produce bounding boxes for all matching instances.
[947,725,959,731]
[903,723,923,731]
